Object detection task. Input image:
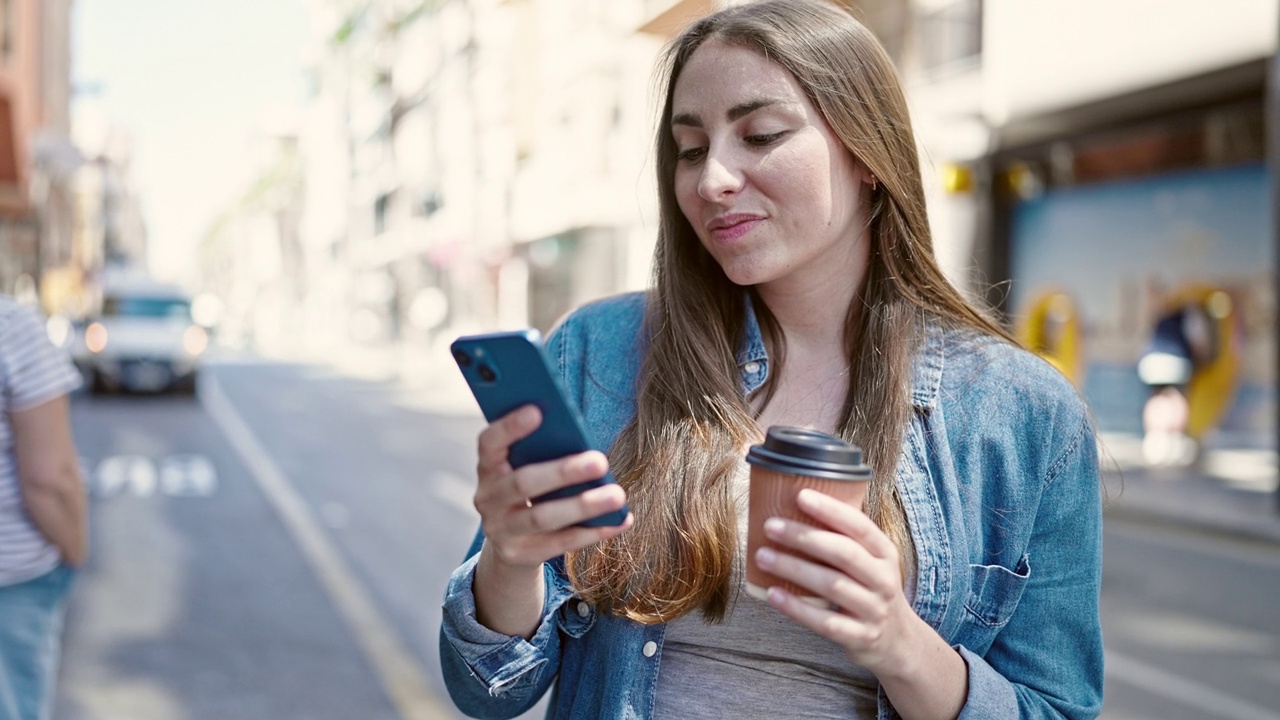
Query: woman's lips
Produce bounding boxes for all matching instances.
[709,216,763,242]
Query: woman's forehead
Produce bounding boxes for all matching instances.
[672,41,805,116]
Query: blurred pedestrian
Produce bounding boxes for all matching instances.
[1137,300,1215,466]
[440,1,1103,718]
[0,294,87,720]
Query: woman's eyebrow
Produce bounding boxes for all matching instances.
[671,98,790,128]
[727,98,785,121]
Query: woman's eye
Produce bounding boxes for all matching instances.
[677,147,707,163]
[745,131,786,146]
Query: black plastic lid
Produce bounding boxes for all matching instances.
[746,426,872,481]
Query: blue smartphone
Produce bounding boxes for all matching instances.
[450,329,628,527]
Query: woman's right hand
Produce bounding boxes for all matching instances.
[471,404,631,637]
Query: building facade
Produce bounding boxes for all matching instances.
[280,0,668,369]
[909,0,1277,447]
[0,0,79,313]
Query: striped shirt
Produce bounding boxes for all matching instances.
[0,296,82,587]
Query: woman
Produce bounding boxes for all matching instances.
[440,1,1103,718]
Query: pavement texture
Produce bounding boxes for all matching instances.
[291,340,1280,547]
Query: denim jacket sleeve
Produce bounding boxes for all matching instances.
[438,309,608,719]
[439,531,579,719]
[954,412,1105,719]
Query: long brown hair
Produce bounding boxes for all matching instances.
[566,0,1016,624]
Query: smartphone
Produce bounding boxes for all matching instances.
[450,329,628,527]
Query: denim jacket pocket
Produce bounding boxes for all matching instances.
[964,555,1030,629]
[558,598,597,638]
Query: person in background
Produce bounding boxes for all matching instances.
[0,294,87,720]
[440,1,1104,718]
[1137,300,1215,466]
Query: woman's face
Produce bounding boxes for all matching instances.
[670,40,871,293]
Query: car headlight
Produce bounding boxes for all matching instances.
[85,323,108,353]
[183,325,208,356]
[46,316,73,348]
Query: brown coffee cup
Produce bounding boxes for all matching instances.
[745,426,872,604]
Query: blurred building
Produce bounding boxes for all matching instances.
[70,98,149,315]
[198,124,304,355]
[290,0,667,366]
[907,0,1277,443]
[0,0,80,312]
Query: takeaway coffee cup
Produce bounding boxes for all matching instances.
[745,426,873,603]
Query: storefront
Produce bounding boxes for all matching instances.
[984,60,1274,450]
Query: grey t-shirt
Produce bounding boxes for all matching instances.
[652,462,879,719]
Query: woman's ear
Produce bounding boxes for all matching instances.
[858,162,878,191]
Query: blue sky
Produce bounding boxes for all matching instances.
[73,0,310,282]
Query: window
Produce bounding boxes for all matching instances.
[918,0,982,75]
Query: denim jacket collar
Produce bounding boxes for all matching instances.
[735,293,944,411]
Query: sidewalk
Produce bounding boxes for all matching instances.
[295,337,481,417]
[1098,433,1280,545]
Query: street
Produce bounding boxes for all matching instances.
[1100,518,1280,719]
[53,359,1279,719]
[57,358,494,720]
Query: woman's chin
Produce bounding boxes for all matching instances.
[715,261,772,288]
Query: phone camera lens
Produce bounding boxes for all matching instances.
[452,348,472,367]
[478,364,497,382]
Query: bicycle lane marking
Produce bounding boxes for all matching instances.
[201,374,453,720]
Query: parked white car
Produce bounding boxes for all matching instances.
[73,282,209,394]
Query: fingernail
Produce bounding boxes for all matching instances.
[763,518,785,536]
[756,546,776,567]
[767,586,787,605]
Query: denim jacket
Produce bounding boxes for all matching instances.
[440,292,1104,720]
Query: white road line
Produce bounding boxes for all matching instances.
[93,455,158,498]
[201,376,453,720]
[1106,650,1280,720]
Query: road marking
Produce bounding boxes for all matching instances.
[1106,650,1280,720]
[201,375,453,720]
[94,455,157,498]
[159,455,218,497]
[90,455,219,498]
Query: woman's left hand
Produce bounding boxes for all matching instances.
[754,487,915,673]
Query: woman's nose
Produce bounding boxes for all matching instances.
[697,151,744,201]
